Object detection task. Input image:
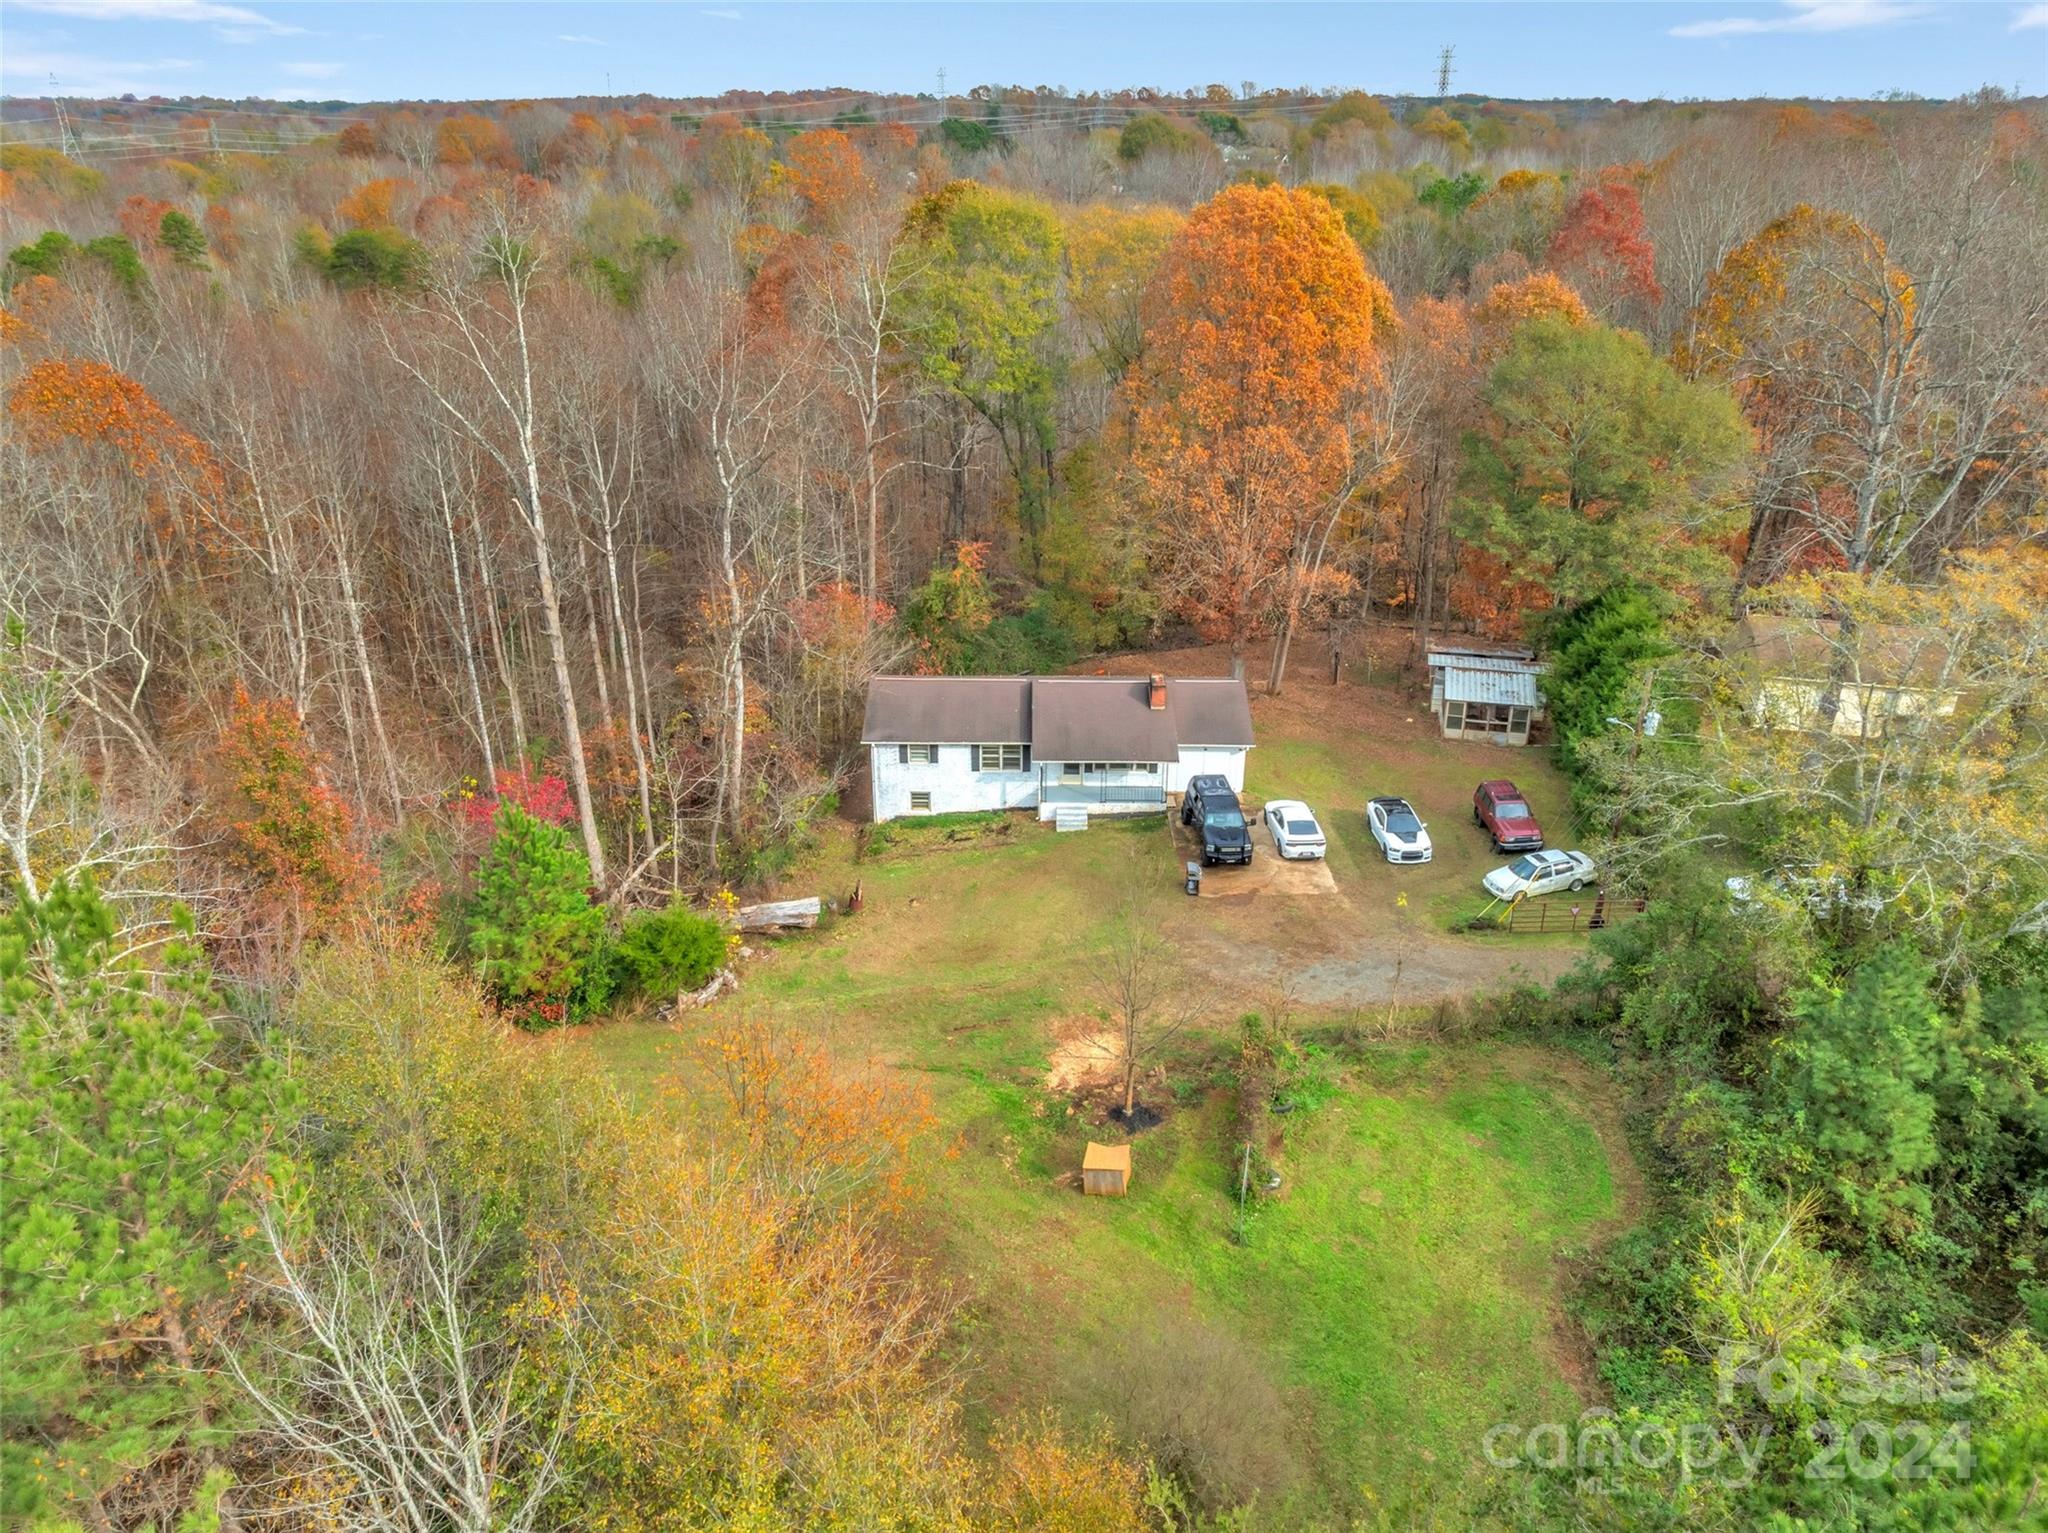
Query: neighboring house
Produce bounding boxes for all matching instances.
[1426,647,1548,746]
[1736,616,1960,739]
[861,673,1255,823]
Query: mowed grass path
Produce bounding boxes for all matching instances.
[583,810,1627,1523]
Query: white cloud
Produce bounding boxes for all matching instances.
[2012,3,2048,28]
[280,59,342,78]
[557,32,605,44]
[9,0,302,32]
[1670,0,1933,38]
[2,44,197,96]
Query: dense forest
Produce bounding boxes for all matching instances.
[3,79,2047,1531]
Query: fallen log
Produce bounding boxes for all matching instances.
[677,968,738,1009]
[733,896,821,933]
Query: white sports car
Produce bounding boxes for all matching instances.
[1366,796,1433,863]
[1263,799,1327,860]
[1483,849,1599,900]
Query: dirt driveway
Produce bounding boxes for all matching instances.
[1168,803,1338,899]
[1157,799,1586,1009]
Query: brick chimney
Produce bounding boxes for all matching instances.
[1148,673,1167,711]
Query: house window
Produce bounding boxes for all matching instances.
[908,791,932,813]
[1445,700,1467,731]
[974,743,1026,772]
[1079,761,1158,774]
[903,744,934,765]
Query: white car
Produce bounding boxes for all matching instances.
[1483,849,1599,900]
[1366,796,1433,863]
[1263,799,1327,860]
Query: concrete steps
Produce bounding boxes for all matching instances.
[1053,806,1089,833]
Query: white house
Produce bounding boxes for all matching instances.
[1736,616,1960,739]
[861,673,1255,823]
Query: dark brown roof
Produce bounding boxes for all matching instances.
[860,675,1255,758]
[1736,616,1956,690]
[861,677,1031,743]
[1031,679,1182,762]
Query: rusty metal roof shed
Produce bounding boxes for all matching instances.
[1442,665,1542,708]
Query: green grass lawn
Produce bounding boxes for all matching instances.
[916,1045,1618,1525]
[582,781,1630,1524]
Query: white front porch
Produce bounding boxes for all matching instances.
[1035,761,1168,820]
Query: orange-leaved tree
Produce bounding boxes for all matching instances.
[211,687,377,942]
[1675,204,1917,585]
[7,356,229,552]
[1469,269,1589,352]
[1122,182,1391,692]
[779,127,873,231]
[335,175,414,230]
[1546,169,1660,318]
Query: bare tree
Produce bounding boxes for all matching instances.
[646,271,816,870]
[231,1172,579,1533]
[388,195,609,882]
[810,206,924,613]
[1089,869,1197,1118]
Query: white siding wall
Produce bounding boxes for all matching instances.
[1754,679,1960,739]
[869,743,1250,821]
[869,745,1037,822]
[1166,748,1247,794]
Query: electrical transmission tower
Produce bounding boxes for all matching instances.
[50,75,79,157]
[1436,45,1455,98]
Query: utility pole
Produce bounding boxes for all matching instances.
[936,66,947,102]
[1607,667,1660,838]
[1436,44,1456,99]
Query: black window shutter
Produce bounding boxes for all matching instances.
[1020,746,1031,770]
[970,745,981,772]
[898,744,909,765]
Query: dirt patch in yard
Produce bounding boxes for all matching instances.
[1160,885,1585,1009]
[1046,1025,1126,1094]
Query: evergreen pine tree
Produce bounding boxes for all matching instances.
[1780,942,1942,1240]
[0,877,286,1525]
[467,803,603,1027]
[1544,584,1671,768]
[157,208,210,270]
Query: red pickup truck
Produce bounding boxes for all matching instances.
[1473,779,1545,852]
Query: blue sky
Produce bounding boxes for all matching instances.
[3,1,2043,105]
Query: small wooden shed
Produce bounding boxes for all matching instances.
[1082,1141,1132,1197]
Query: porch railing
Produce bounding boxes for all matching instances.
[1042,779,1167,805]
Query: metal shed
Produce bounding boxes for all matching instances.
[1081,1141,1131,1197]
[1434,662,1543,745]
